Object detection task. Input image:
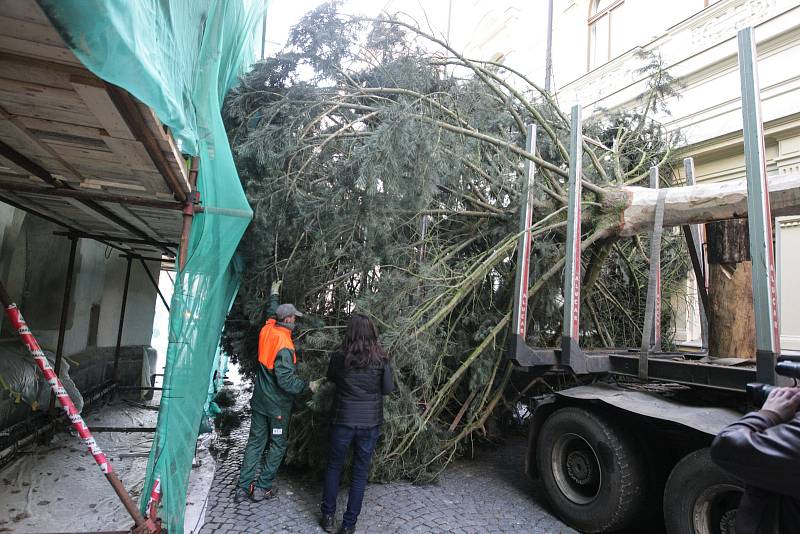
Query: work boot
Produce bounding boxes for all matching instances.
[337,527,355,534]
[251,486,278,502]
[320,514,335,533]
[233,487,250,503]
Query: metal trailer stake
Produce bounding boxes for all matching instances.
[0,280,148,529]
[682,157,709,352]
[511,124,537,342]
[640,167,668,379]
[738,27,781,384]
[561,105,585,373]
[647,166,663,353]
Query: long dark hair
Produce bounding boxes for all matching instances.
[340,314,387,368]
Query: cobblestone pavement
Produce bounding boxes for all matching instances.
[198,407,575,534]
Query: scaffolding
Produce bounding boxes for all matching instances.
[0,0,265,531]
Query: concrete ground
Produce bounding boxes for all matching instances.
[0,399,157,533]
[198,410,576,534]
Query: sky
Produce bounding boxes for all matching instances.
[260,1,378,58]
[258,0,460,59]
[252,0,551,89]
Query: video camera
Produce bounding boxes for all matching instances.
[747,360,800,406]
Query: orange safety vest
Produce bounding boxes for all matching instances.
[258,319,296,370]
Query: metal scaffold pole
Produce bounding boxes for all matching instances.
[112,255,133,383]
[50,235,79,413]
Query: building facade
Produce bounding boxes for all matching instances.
[549,0,800,349]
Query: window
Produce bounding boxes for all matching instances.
[588,0,624,70]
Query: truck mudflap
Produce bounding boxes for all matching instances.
[525,382,743,479]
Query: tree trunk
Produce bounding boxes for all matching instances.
[607,171,800,236]
[707,219,756,359]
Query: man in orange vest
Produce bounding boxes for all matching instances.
[235,280,321,502]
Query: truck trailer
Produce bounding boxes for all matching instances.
[511,27,796,534]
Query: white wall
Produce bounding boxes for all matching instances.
[0,204,24,305]
[0,203,14,249]
[405,1,718,92]
[97,253,159,348]
[0,206,159,358]
[31,238,108,355]
[555,1,800,131]
[777,220,800,351]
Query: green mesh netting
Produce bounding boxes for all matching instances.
[38,1,264,530]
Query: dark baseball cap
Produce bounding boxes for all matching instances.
[276,303,304,320]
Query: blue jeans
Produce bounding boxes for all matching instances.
[321,424,380,528]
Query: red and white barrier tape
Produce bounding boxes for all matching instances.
[147,477,162,518]
[4,303,112,474]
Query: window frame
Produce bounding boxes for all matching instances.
[587,0,625,71]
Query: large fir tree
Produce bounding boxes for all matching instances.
[222,3,687,482]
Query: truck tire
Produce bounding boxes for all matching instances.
[536,407,646,533]
[663,448,743,534]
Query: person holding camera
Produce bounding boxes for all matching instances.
[710,387,800,532]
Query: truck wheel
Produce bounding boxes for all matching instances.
[664,448,742,534]
[536,407,646,533]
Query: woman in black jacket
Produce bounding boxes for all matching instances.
[320,314,394,534]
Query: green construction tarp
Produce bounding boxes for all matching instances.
[38,1,265,530]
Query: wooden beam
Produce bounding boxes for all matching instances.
[0,0,53,25]
[0,194,161,260]
[1,191,85,229]
[74,198,175,255]
[0,104,85,181]
[71,76,135,140]
[120,254,174,262]
[0,192,73,229]
[0,137,60,185]
[13,115,107,139]
[65,197,132,234]
[0,35,79,66]
[141,104,189,184]
[0,53,188,193]
[105,84,189,202]
[0,194,147,255]
[0,179,184,210]
[101,202,174,255]
[0,136,163,243]
[0,51,91,78]
[53,230,177,248]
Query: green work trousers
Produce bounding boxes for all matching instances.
[237,409,289,490]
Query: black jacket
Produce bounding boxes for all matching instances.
[710,410,800,533]
[326,352,394,427]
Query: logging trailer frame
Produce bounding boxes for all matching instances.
[510,27,793,534]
